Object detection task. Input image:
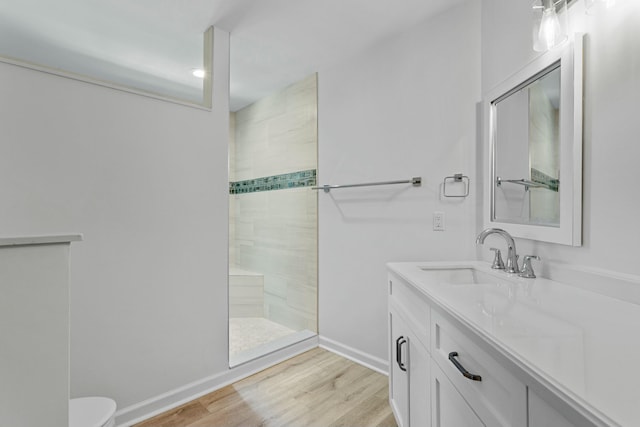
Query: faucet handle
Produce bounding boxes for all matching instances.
[518,255,541,279]
[489,248,505,270]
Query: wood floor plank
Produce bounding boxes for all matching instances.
[328,383,395,427]
[135,348,397,427]
[267,360,375,424]
[375,412,399,427]
[135,401,210,427]
[282,365,385,425]
[202,351,349,423]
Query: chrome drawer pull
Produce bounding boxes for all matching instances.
[448,352,482,381]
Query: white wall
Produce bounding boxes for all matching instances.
[480,0,640,276]
[318,0,481,368]
[0,29,230,409]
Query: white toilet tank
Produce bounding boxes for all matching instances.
[70,397,116,427]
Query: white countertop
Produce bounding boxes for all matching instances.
[387,261,640,427]
[0,234,83,247]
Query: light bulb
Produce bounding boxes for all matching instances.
[539,7,562,50]
[532,0,568,52]
[192,69,206,79]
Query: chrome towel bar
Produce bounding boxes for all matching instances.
[311,177,421,193]
[496,176,557,192]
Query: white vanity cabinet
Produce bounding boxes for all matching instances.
[389,304,410,426]
[388,277,430,427]
[386,261,623,427]
[388,269,577,427]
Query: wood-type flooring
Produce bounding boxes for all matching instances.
[135,348,397,427]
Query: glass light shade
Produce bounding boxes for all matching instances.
[532,0,569,52]
[585,0,617,15]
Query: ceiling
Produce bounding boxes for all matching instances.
[0,0,465,110]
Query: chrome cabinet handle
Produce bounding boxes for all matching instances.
[396,336,407,372]
[448,352,481,381]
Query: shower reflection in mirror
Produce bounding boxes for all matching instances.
[492,63,561,227]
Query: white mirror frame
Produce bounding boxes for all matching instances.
[483,33,583,246]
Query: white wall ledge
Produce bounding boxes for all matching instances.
[0,234,83,247]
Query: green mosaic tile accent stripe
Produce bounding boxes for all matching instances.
[531,167,559,192]
[229,169,317,194]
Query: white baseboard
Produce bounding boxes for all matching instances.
[115,335,318,427]
[318,335,388,376]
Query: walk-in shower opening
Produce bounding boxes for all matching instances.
[228,73,318,367]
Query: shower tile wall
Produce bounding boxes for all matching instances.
[229,74,318,333]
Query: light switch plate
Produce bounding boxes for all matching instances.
[433,211,445,231]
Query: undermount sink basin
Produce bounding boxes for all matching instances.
[417,264,583,351]
[418,265,511,285]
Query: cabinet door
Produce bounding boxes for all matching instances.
[389,307,409,427]
[528,389,577,427]
[409,334,430,427]
[432,363,484,427]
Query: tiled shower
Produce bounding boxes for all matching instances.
[228,74,318,366]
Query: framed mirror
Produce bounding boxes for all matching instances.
[483,34,583,246]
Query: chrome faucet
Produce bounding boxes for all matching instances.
[476,228,519,274]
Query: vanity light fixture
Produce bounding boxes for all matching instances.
[532,0,569,52]
[192,68,206,78]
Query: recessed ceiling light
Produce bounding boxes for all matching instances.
[192,68,205,79]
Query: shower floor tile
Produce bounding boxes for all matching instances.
[229,317,296,357]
